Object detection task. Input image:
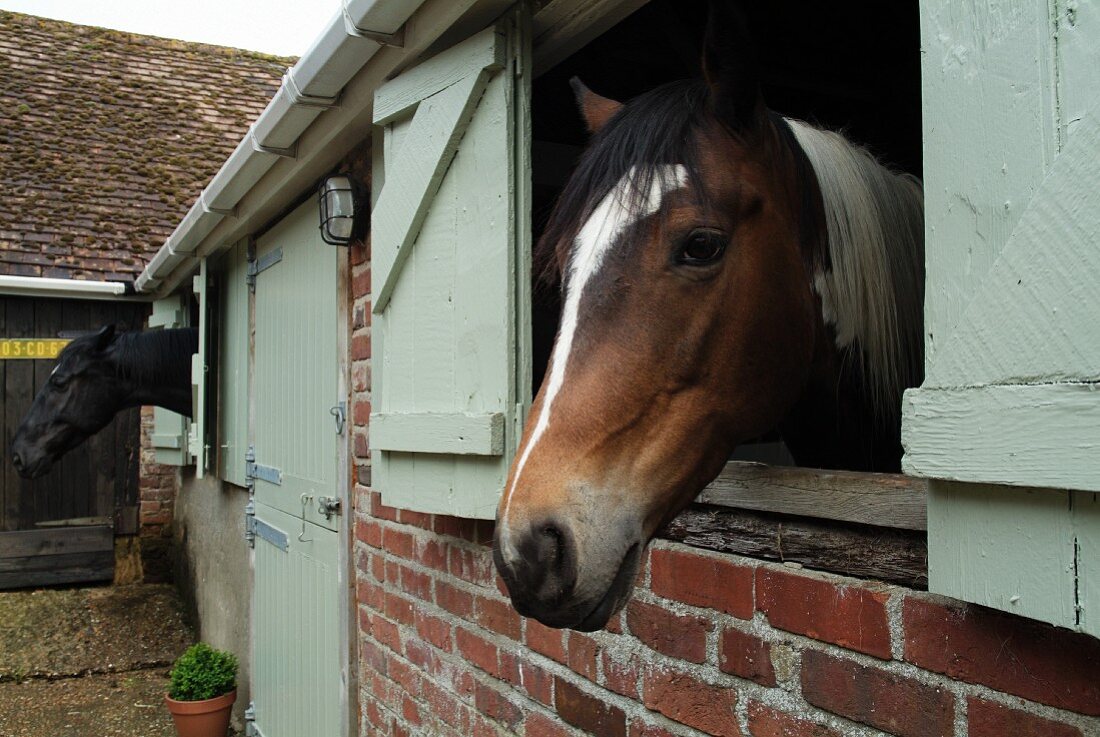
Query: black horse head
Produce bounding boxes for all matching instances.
[11,324,196,479]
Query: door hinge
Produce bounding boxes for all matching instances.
[245,445,282,485]
[244,702,261,737]
[244,498,256,548]
[246,246,283,291]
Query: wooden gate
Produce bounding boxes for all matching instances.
[0,295,146,588]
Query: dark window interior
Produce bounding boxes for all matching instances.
[528,0,921,466]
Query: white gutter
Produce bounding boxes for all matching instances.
[135,0,425,294]
[0,275,143,301]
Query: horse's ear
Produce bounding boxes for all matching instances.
[702,1,764,132]
[94,324,116,351]
[570,77,623,134]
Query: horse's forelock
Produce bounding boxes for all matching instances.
[535,80,718,291]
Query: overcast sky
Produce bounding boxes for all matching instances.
[0,0,333,56]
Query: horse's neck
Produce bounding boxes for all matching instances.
[781,329,904,472]
[112,328,198,417]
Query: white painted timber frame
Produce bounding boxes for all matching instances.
[148,294,190,465]
[190,259,209,478]
[904,0,1100,635]
[370,8,532,518]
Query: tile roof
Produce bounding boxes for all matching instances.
[0,11,294,281]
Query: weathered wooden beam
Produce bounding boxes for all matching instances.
[661,504,927,589]
[700,462,927,531]
[0,525,113,558]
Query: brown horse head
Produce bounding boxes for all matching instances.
[493,7,923,631]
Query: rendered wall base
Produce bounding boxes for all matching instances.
[173,473,251,728]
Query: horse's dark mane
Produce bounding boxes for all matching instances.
[535,79,717,289]
[110,327,197,388]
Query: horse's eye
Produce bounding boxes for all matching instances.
[676,229,727,266]
[51,374,69,389]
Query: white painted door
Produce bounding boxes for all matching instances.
[249,199,346,737]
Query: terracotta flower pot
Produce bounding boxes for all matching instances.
[165,689,237,737]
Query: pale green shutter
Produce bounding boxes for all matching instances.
[903,0,1100,634]
[217,240,249,487]
[370,10,531,519]
[148,295,190,465]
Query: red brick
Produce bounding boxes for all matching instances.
[967,698,1083,737]
[366,612,403,655]
[435,581,474,618]
[474,594,521,640]
[449,546,496,588]
[384,591,414,626]
[719,628,776,686]
[353,430,369,458]
[433,515,477,540]
[566,632,600,682]
[474,682,523,729]
[371,491,399,522]
[747,701,842,737]
[403,639,435,673]
[650,547,754,619]
[904,596,1100,715]
[521,660,555,707]
[629,722,679,737]
[356,578,384,611]
[355,518,383,548]
[352,266,370,299]
[416,538,449,572]
[756,568,892,659]
[371,553,385,583]
[801,650,954,737]
[627,599,713,664]
[601,651,640,699]
[386,654,420,696]
[526,619,567,664]
[525,712,574,737]
[382,528,414,559]
[353,396,371,425]
[399,508,432,529]
[642,668,740,736]
[398,565,432,601]
[414,610,452,651]
[455,627,499,677]
[352,333,371,360]
[360,635,388,677]
[556,676,627,737]
[423,680,468,731]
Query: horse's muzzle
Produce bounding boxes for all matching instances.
[493,518,640,631]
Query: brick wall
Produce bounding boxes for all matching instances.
[348,238,1100,737]
[137,405,178,582]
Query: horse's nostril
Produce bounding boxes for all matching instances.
[11,452,22,470]
[530,519,577,597]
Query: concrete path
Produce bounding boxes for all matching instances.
[0,585,195,737]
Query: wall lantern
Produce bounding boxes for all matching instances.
[318,175,363,246]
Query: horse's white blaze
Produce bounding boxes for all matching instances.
[498,165,688,560]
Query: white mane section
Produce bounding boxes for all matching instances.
[498,165,688,553]
[786,119,925,421]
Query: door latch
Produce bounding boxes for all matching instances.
[317,496,342,519]
[330,402,346,434]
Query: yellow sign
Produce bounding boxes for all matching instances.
[0,339,70,360]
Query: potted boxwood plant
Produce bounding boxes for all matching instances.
[165,643,239,737]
